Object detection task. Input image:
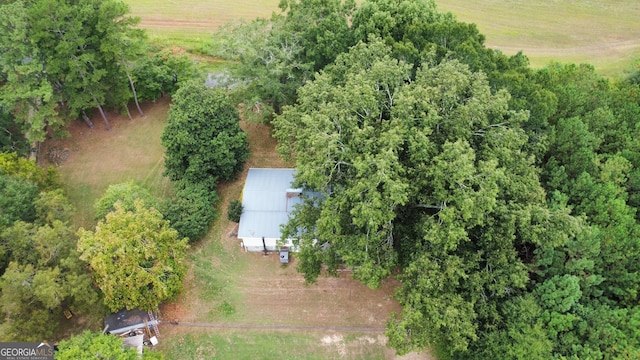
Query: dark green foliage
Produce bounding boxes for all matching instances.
[278,0,356,72]
[130,47,197,101]
[0,107,28,156]
[461,295,553,360]
[227,200,243,223]
[269,1,640,357]
[162,80,249,185]
[94,181,161,220]
[0,197,98,341]
[0,174,38,229]
[0,0,146,141]
[165,180,218,242]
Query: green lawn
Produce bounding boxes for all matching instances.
[49,100,172,229]
[161,331,389,360]
[124,0,640,76]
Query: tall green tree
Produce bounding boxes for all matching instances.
[0,1,60,143]
[0,190,98,341]
[1,0,145,141]
[213,0,355,120]
[275,39,545,355]
[94,181,161,220]
[161,80,248,188]
[77,200,188,311]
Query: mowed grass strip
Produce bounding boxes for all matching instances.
[124,0,640,76]
[161,331,390,360]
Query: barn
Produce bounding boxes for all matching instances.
[237,168,307,252]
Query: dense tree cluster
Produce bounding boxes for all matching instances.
[0,0,196,149]
[161,80,248,241]
[0,0,145,140]
[0,153,99,341]
[219,0,640,358]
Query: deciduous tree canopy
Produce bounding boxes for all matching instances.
[0,0,145,142]
[266,1,640,357]
[77,200,188,312]
[0,155,97,341]
[161,80,248,187]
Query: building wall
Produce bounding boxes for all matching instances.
[240,237,298,252]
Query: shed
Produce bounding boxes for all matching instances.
[104,309,159,336]
[238,168,306,252]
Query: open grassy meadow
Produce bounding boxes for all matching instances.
[437,0,640,77]
[123,0,640,77]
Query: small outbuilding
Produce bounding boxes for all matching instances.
[238,168,309,252]
[104,309,159,336]
[104,309,160,354]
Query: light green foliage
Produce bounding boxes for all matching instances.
[214,17,310,119]
[0,152,60,190]
[161,80,248,187]
[57,331,165,360]
[214,0,355,119]
[34,189,75,225]
[78,200,189,311]
[94,181,161,220]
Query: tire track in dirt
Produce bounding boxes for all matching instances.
[139,18,224,30]
[165,321,385,332]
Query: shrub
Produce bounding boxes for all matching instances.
[165,180,218,242]
[227,200,243,223]
[94,181,161,220]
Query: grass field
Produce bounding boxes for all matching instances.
[43,99,172,229]
[123,0,640,77]
[437,0,640,77]
[161,331,392,360]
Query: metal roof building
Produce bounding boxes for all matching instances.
[238,168,303,252]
